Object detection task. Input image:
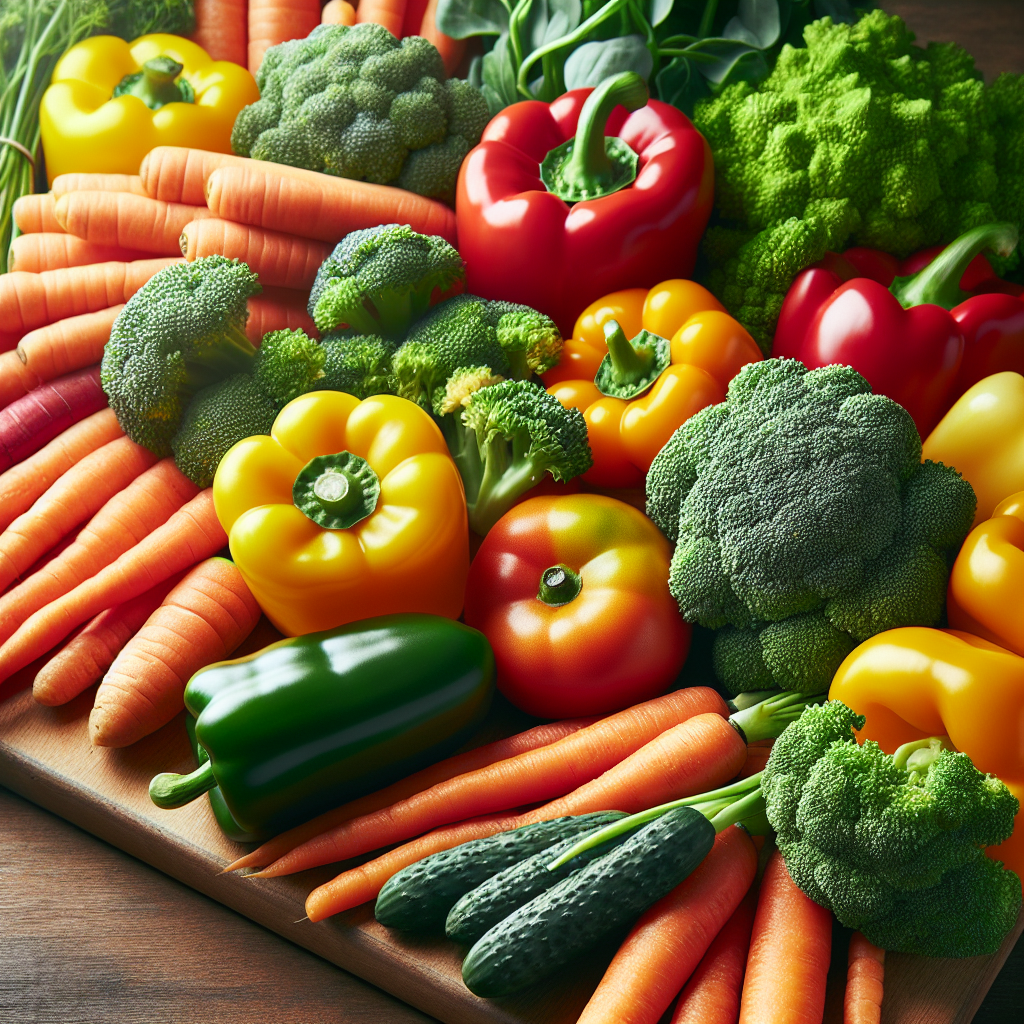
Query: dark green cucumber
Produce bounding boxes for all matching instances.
[446,821,642,944]
[374,812,627,932]
[461,806,715,998]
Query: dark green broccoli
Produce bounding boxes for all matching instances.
[308,224,464,337]
[231,23,491,201]
[101,256,262,457]
[646,358,976,694]
[254,328,326,405]
[391,294,563,412]
[319,330,398,398]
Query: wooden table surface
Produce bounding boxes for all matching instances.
[2,3,1022,1022]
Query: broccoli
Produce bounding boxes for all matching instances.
[431,365,504,487]
[692,10,1024,349]
[319,330,398,398]
[231,23,491,201]
[391,294,563,412]
[254,328,326,405]
[101,256,262,457]
[308,224,464,337]
[646,358,976,695]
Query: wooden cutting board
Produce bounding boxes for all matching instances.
[0,681,1020,1024]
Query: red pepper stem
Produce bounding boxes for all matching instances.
[890,222,1019,311]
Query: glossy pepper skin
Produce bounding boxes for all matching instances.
[213,391,469,637]
[923,371,1024,524]
[829,627,1024,885]
[40,35,258,182]
[455,78,713,337]
[463,494,690,718]
[153,614,494,839]
[544,280,762,488]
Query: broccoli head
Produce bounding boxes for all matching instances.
[231,23,491,201]
[763,701,1021,957]
[101,256,262,457]
[319,330,398,398]
[692,10,1024,349]
[308,224,464,337]
[255,328,326,405]
[646,358,976,694]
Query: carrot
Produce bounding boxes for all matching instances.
[0,258,181,335]
[140,147,248,205]
[401,0,430,36]
[419,0,466,76]
[12,193,64,234]
[204,162,459,244]
[0,435,159,592]
[671,889,758,1024]
[0,350,42,410]
[248,0,321,74]
[577,826,758,1024]
[0,488,228,682]
[227,715,600,872]
[0,367,107,473]
[180,218,332,290]
[0,458,198,644]
[356,0,407,37]
[246,288,318,343]
[191,0,248,66]
[32,570,187,706]
[844,932,885,1024]
[16,305,123,383]
[740,742,772,779]
[254,686,729,878]
[321,0,356,24]
[8,234,151,273]
[738,849,833,1024]
[54,192,212,256]
[89,557,261,746]
[0,408,122,532]
[50,173,150,199]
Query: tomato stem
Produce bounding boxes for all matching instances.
[537,563,582,606]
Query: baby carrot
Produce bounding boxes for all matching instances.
[16,305,123,383]
[50,173,150,198]
[12,193,63,234]
[844,932,885,1024]
[8,234,149,273]
[140,147,247,205]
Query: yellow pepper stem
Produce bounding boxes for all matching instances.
[112,56,195,111]
[293,451,381,530]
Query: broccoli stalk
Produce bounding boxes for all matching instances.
[432,365,504,494]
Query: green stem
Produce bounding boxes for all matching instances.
[150,759,216,808]
[508,0,533,72]
[113,56,194,110]
[697,0,720,38]
[537,564,582,606]
[728,690,824,745]
[892,736,954,782]
[602,319,654,386]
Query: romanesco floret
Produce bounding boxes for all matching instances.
[692,10,1024,349]
[101,256,261,457]
[308,224,464,337]
[231,23,491,201]
[645,358,976,694]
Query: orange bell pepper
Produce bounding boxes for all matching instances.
[543,280,763,488]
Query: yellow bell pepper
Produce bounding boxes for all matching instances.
[40,35,258,182]
[829,627,1024,884]
[213,392,469,637]
[922,371,1024,525]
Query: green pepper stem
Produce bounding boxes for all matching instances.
[537,563,582,606]
[602,319,654,386]
[113,56,195,111]
[150,760,216,809]
[890,222,1019,310]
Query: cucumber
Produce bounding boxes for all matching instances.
[374,811,627,933]
[461,806,715,998]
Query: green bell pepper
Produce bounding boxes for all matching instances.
[150,614,495,839]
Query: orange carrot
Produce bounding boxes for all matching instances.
[321,0,356,24]
[246,288,318,343]
[401,0,430,36]
[0,350,42,410]
[0,458,198,645]
[191,0,248,66]
[8,233,151,273]
[844,932,885,1024]
[0,435,159,592]
[578,826,758,1024]
[12,193,64,234]
[671,889,757,1024]
[54,192,212,256]
[50,173,150,199]
[248,0,321,74]
[140,147,248,205]
[89,557,261,746]
[738,850,833,1024]
[15,305,123,383]
[204,162,459,245]
[740,742,772,779]
[32,570,187,706]
[0,258,181,335]
[419,0,466,76]
[356,0,407,37]
[0,408,122,532]
[227,715,600,872]
[255,686,729,878]
[0,488,228,682]
[180,218,332,289]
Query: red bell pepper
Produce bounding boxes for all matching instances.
[773,223,1023,437]
[455,72,714,337]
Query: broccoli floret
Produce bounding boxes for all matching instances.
[171,373,279,487]
[692,10,1024,349]
[308,224,464,337]
[319,330,398,398]
[432,365,504,487]
[763,701,1021,957]
[455,379,591,535]
[231,23,491,201]
[101,256,262,457]
[646,358,976,694]
[254,328,326,405]
[392,294,563,411]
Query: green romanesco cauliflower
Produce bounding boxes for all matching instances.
[231,23,491,201]
[692,10,1024,350]
[645,358,976,694]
